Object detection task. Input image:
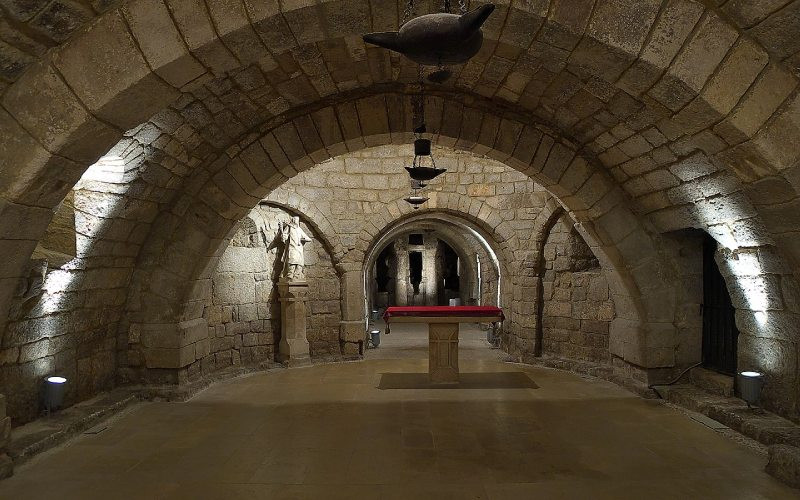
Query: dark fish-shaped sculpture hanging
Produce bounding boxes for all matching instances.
[363,4,495,67]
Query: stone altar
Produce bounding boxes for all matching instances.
[383,306,504,384]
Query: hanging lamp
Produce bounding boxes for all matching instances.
[404,193,429,209]
[363,0,495,83]
[405,137,446,182]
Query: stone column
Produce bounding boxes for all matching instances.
[339,267,366,355]
[423,238,437,305]
[395,243,409,306]
[278,279,310,366]
[0,394,12,478]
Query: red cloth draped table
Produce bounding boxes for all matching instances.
[383,306,504,384]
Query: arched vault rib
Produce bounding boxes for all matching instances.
[3,0,800,89]
[0,0,797,391]
[1,0,798,269]
[122,91,673,374]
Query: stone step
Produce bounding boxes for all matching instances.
[654,383,800,489]
[689,366,734,397]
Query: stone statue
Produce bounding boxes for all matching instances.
[280,216,311,281]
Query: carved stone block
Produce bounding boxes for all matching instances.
[429,322,459,384]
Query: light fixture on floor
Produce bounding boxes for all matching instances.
[44,376,67,415]
[738,371,764,408]
[370,330,381,348]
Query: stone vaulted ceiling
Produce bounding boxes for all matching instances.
[0,0,796,375]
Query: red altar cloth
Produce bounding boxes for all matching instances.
[383,306,504,322]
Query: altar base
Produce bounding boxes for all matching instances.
[429,323,459,384]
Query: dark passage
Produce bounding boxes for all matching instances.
[702,233,739,375]
[409,251,422,294]
[442,241,460,293]
[375,246,393,292]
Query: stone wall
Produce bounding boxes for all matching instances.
[541,215,615,364]
[0,162,131,424]
[0,145,541,423]
[206,205,341,367]
[0,394,10,478]
[662,230,704,369]
[1,0,800,425]
[267,145,544,306]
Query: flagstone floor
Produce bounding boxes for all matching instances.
[0,323,794,499]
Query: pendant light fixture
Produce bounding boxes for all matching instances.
[405,135,446,182]
[403,93,446,209]
[362,0,495,84]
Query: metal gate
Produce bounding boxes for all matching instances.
[702,234,739,375]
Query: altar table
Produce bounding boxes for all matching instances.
[383,306,504,384]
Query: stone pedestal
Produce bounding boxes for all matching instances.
[429,323,459,384]
[278,280,310,366]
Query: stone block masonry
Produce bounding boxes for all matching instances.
[541,214,615,364]
[204,205,341,369]
[0,394,10,478]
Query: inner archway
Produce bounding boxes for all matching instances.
[363,214,500,311]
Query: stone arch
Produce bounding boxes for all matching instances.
[2,1,797,300]
[361,208,505,306]
[355,192,517,336]
[517,196,565,279]
[0,2,792,321]
[1,0,799,418]
[118,93,674,384]
[355,191,516,276]
[258,200,345,268]
[363,220,485,308]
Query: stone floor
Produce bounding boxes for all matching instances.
[0,324,795,499]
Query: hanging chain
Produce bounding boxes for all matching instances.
[458,0,467,14]
[411,93,425,132]
[443,0,451,13]
[401,0,414,26]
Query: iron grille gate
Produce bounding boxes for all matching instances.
[702,234,739,375]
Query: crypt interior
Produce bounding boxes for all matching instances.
[1,0,800,497]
